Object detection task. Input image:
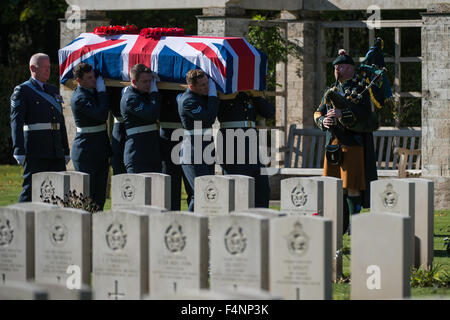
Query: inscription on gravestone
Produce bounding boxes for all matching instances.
[149,212,208,295]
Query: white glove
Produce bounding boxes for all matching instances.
[208,78,217,97]
[150,77,158,93]
[96,76,106,92]
[14,155,25,166]
[65,155,71,165]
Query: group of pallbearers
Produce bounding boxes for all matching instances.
[11,49,380,234]
[10,53,275,212]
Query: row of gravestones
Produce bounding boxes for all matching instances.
[0,171,434,300]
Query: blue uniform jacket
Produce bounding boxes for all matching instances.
[120,85,161,165]
[177,89,219,163]
[10,78,69,159]
[70,86,112,162]
[217,93,275,164]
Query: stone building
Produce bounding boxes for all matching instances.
[60,1,450,209]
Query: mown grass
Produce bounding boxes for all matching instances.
[1,164,449,299]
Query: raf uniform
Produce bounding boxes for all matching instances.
[70,84,111,209]
[10,77,70,202]
[108,86,127,175]
[217,92,275,208]
[121,85,161,173]
[314,52,378,233]
[177,85,219,211]
[159,89,188,210]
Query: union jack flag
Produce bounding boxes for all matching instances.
[58,33,267,94]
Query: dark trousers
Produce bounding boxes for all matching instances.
[221,163,270,208]
[73,159,109,210]
[181,163,215,211]
[19,157,66,202]
[111,123,126,175]
[162,159,190,211]
[126,162,162,174]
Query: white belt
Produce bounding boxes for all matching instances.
[184,128,212,136]
[114,117,124,124]
[23,123,60,131]
[126,124,158,136]
[160,122,183,129]
[76,124,107,134]
[220,121,255,129]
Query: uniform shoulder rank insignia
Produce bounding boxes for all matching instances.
[191,106,202,114]
[134,102,144,112]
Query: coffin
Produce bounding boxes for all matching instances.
[58,32,267,95]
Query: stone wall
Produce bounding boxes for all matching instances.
[421,3,450,209]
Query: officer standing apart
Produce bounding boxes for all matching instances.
[218,92,275,208]
[70,62,111,210]
[159,89,189,210]
[313,49,377,234]
[10,53,70,202]
[177,69,219,211]
[121,64,161,173]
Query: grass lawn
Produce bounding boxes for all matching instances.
[1,164,449,299]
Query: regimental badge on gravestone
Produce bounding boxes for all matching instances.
[291,183,308,207]
[105,222,127,251]
[48,215,68,247]
[224,224,247,255]
[121,178,136,202]
[380,183,399,209]
[40,176,56,202]
[204,180,219,203]
[164,221,186,253]
[286,221,309,257]
[0,217,14,247]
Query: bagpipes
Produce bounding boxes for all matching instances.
[324,38,394,132]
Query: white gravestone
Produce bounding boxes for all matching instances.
[194,176,235,215]
[281,178,324,215]
[269,215,333,300]
[408,178,434,268]
[34,208,91,287]
[149,211,209,295]
[32,172,70,203]
[210,213,269,292]
[226,175,255,211]
[371,179,415,266]
[64,171,90,197]
[111,174,151,209]
[93,209,149,300]
[139,173,171,210]
[351,212,411,300]
[312,176,343,280]
[0,207,34,284]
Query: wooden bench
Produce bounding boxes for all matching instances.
[279,125,422,178]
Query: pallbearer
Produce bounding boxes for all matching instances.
[109,86,127,175]
[159,89,189,210]
[177,69,219,211]
[217,92,275,208]
[71,62,111,210]
[121,64,161,173]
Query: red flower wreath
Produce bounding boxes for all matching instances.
[93,25,139,36]
[139,27,185,39]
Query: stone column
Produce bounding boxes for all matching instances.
[421,3,450,210]
[59,8,110,169]
[197,6,250,37]
[276,11,319,132]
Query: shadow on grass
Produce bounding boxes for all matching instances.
[434,250,449,258]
